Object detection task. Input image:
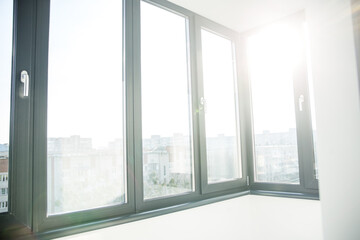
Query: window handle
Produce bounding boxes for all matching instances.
[200,97,207,113]
[299,94,304,111]
[21,70,29,97]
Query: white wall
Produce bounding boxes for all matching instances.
[248,196,322,240]
[57,195,322,240]
[169,0,307,33]
[306,0,360,239]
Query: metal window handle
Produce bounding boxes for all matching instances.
[21,70,29,97]
[299,94,304,111]
[200,97,207,113]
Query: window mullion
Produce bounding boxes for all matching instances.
[131,0,144,212]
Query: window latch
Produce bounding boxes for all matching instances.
[20,70,29,97]
[299,94,304,111]
[200,97,207,113]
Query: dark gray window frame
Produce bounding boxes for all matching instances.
[195,16,248,194]
[32,0,136,232]
[133,0,203,213]
[0,1,319,239]
[351,0,360,97]
[239,11,319,196]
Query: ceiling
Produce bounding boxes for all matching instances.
[168,0,307,32]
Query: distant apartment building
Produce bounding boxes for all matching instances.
[206,134,240,182]
[142,133,243,197]
[143,134,193,198]
[47,136,126,214]
[46,130,301,209]
[0,144,9,213]
[254,129,299,183]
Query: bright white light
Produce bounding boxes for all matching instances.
[48,0,123,148]
[247,23,302,134]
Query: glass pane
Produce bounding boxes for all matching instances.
[141,1,194,200]
[201,29,242,184]
[47,0,125,214]
[0,0,13,214]
[247,24,301,184]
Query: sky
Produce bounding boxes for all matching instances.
[47,0,123,148]
[141,1,241,139]
[1,0,315,147]
[48,0,241,147]
[201,28,239,138]
[140,1,192,139]
[0,0,13,145]
[2,0,238,148]
[247,23,302,135]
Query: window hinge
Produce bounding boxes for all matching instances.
[246,176,250,186]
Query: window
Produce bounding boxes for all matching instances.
[0,201,7,209]
[31,0,135,232]
[47,0,126,214]
[4,0,318,237]
[244,13,318,192]
[196,17,246,194]
[304,23,319,179]
[200,28,242,184]
[247,24,301,184]
[140,1,194,200]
